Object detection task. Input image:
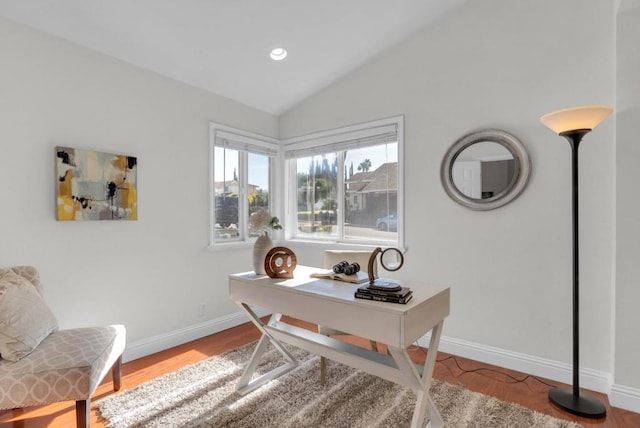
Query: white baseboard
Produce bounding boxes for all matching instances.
[417,334,612,396]
[610,383,640,414]
[122,308,271,362]
[418,334,640,414]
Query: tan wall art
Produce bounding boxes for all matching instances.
[55,146,138,221]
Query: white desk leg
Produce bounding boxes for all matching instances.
[388,320,445,428]
[235,303,298,395]
[422,320,444,428]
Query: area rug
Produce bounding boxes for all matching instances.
[97,342,581,428]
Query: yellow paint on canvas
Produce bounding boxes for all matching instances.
[125,184,138,220]
[57,169,79,220]
[57,195,78,220]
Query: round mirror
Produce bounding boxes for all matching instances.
[380,248,404,271]
[441,129,530,211]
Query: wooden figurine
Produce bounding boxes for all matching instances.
[264,246,297,279]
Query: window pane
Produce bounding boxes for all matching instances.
[344,143,398,244]
[295,154,338,239]
[248,153,270,237]
[214,146,240,240]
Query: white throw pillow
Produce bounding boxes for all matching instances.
[0,270,59,362]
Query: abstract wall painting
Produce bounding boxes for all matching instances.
[55,146,138,221]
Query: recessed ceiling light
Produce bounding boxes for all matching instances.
[270,47,287,61]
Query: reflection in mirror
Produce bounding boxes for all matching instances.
[452,141,516,199]
[441,129,531,211]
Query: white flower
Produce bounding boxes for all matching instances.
[249,209,281,233]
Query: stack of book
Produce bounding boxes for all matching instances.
[354,281,413,304]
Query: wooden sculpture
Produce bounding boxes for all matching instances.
[264,246,297,279]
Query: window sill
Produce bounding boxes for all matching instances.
[206,241,255,252]
[206,237,283,252]
[284,238,406,253]
[207,239,406,254]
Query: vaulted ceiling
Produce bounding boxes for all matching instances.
[0,0,466,115]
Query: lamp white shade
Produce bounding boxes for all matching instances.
[540,105,613,134]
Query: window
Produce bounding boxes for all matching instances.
[283,116,403,247]
[210,123,279,245]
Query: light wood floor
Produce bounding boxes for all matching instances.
[2,317,639,427]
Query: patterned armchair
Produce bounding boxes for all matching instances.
[0,266,126,428]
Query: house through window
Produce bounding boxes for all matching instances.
[210,123,278,245]
[283,116,404,247]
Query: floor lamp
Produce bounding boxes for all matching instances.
[540,105,612,418]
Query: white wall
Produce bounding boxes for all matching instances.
[281,0,616,380]
[4,0,639,410]
[613,0,640,409]
[0,16,278,344]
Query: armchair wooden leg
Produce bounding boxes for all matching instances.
[112,355,123,391]
[75,399,89,428]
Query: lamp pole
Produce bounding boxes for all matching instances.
[540,104,612,418]
[547,129,606,418]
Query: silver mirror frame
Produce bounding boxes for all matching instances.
[440,129,531,211]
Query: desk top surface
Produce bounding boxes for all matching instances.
[229,265,449,346]
[229,265,449,315]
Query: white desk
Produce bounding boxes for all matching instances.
[228,265,450,428]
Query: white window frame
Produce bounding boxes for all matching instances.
[282,116,404,249]
[209,122,280,248]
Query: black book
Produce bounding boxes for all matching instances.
[354,291,413,304]
[357,285,412,298]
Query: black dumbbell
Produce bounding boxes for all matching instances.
[343,262,360,275]
[333,261,360,275]
[333,261,349,273]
